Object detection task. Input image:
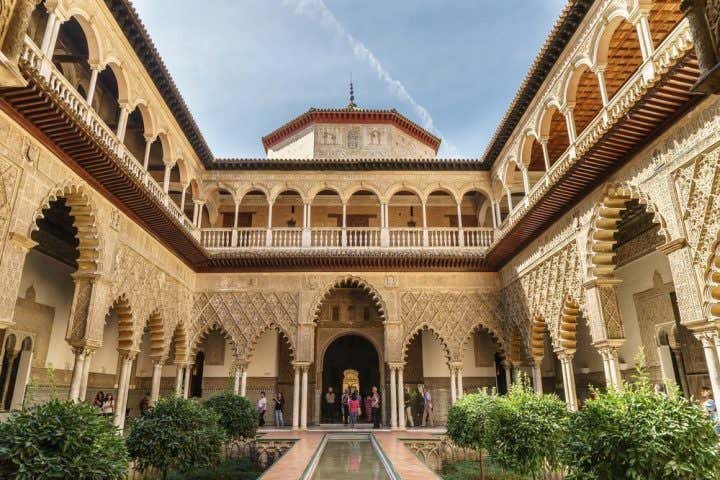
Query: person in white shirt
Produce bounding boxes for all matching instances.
[257,391,267,427]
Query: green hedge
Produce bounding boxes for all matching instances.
[0,399,128,480]
[204,392,258,440]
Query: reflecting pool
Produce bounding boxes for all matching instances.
[307,434,393,479]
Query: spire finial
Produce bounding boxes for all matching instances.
[348,74,356,109]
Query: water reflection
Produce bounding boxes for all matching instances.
[311,438,390,479]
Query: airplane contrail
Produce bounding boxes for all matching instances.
[283,0,457,155]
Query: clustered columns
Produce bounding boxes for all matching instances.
[68,345,94,402]
[113,350,139,432]
[596,342,624,392]
[192,199,206,228]
[292,361,310,430]
[557,350,578,411]
[174,361,193,399]
[387,362,406,430]
[449,362,464,404]
[502,359,513,390]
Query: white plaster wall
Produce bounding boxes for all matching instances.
[422,330,450,377]
[92,310,119,375]
[614,250,673,367]
[17,250,74,370]
[247,329,278,377]
[462,332,497,377]
[267,127,315,159]
[201,338,235,377]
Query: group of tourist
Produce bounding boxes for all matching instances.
[257,391,285,427]
[324,386,382,428]
[91,391,116,417]
[320,384,435,428]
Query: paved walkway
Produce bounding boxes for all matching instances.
[259,429,440,479]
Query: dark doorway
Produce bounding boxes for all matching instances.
[322,335,379,423]
[495,352,507,395]
[190,351,204,398]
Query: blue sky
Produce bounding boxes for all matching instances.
[132,0,566,158]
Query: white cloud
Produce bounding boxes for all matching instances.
[283,0,458,156]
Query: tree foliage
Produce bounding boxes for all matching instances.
[0,398,128,480]
[204,392,258,440]
[561,376,720,480]
[485,380,568,477]
[447,391,498,451]
[125,397,225,477]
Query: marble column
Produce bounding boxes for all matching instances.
[390,366,398,429]
[597,343,623,391]
[292,364,301,430]
[150,361,163,404]
[503,361,512,391]
[68,346,87,402]
[300,365,309,429]
[558,352,578,411]
[183,365,191,399]
[240,367,248,397]
[456,365,464,399]
[174,364,183,396]
[397,366,405,430]
[449,365,457,404]
[78,348,95,402]
[698,331,720,403]
[233,368,241,395]
[532,359,543,394]
[113,352,135,430]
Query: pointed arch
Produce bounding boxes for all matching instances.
[30,183,101,274]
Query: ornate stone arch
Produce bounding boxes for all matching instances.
[244,323,296,362]
[401,324,452,364]
[530,315,548,360]
[702,233,720,323]
[64,8,102,66]
[31,183,102,274]
[108,294,135,352]
[585,182,669,280]
[135,309,166,360]
[341,184,383,204]
[189,320,237,358]
[557,296,581,353]
[167,320,190,364]
[460,321,507,364]
[308,276,387,324]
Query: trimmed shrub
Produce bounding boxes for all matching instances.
[485,380,568,477]
[204,392,258,440]
[447,390,498,451]
[561,377,720,480]
[125,396,226,477]
[0,398,128,479]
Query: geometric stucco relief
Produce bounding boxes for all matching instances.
[399,290,505,362]
[501,241,582,350]
[192,291,299,360]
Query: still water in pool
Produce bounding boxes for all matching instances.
[310,438,391,480]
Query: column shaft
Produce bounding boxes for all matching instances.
[175,365,183,396]
[233,369,241,395]
[79,350,93,401]
[397,368,405,430]
[300,367,308,429]
[183,365,191,399]
[113,355,132,428]
[449,367,457,404]
[150,362,163,404]
[292,367,300,429]
[68,348,86,402]
[241,369,247,397]
[456,368,463,399]
[390,367,398,429]
[700,333,720,403]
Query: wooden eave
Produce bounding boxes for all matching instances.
[486,54,702,268]
[0,68,207,267]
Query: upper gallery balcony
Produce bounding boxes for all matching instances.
[197,189,494,251]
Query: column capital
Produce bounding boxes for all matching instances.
[592,339,625,352]
[694,329,718,346]
[387,362,405,370]
[118,349,140,361]
[449,361,463,370]
[556,349,575,361]
[656,237,688,255]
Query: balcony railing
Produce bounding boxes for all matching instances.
[20,37,198,236]
[201,227,494,250]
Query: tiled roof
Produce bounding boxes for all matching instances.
[480,0,594,166]
[261,107,442,153]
